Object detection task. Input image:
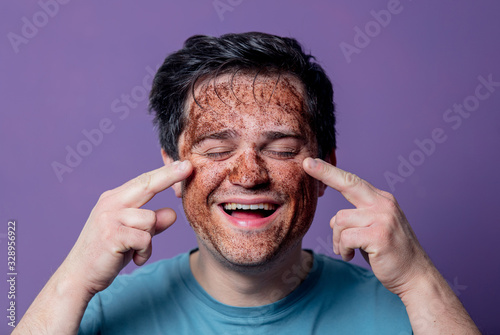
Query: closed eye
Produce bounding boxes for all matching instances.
[193,137,237,161]
[263,149,298,159]
[262,138,302,160]
[202,146,235,160]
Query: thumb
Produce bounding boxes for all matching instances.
[154,207,177,235]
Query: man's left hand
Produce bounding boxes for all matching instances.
[303,157,433,296]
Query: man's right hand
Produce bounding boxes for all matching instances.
[14,160,192,334]
[64,160,193,295]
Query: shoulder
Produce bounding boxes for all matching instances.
[86,251,191,313]
[311,252,406,309]
[79,251,193,334]
[305,252,412,332]
[104,252,187,295]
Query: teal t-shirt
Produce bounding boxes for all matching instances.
[79,250,412,334]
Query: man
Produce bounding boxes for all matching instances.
[16,32,479,334]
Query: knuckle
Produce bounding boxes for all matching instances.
[384,192,397,204]
[384,199,399,213]
[329,216,336,229]
[135,172,153,192]
[342,227,356,240]
[319,161,331,177]
[99,210,113,222]
[95,211,115,227]
[343,172,362,188]
[123,226,151,248]
[142,210,157,224]
[138,231,152,245]
[98,190,113,202]
[338,227,349,241]
[335,210,348,226]
[378,191,399,207]
[102,221,119,241]
[378,189,393,199]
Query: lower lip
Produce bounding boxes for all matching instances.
[219,206,280,230]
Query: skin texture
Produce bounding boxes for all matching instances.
[177,71,322,270]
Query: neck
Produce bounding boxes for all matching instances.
[190,244,313,307]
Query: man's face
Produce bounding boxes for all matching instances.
[177,72,322,267]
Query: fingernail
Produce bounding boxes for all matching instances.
[178,160,190,171]
[307,158,318,169]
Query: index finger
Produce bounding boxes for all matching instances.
[106,160,193,209]
[303,157,377,208]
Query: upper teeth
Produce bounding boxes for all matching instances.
[224,203,276,210]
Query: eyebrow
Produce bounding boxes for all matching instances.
[263,131,304,141]
[191,129,306,149]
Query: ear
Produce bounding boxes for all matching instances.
[161,149,183,198]
[318,149,336,197]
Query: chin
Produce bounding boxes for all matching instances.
[201,232,301,272]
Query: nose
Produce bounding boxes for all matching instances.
[228,150,269,188]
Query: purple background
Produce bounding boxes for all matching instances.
[1,0,499,333]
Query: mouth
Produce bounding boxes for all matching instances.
[222,202,278,220]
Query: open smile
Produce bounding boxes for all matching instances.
[223,202,277,218]
[219,202,280,229]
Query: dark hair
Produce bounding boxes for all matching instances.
[149,32,336,160]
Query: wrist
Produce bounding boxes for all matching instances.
[55,258,101,302]
[397,265,480,334]
[397,261,444,304]
[15,265,94,335]
[53,266,96,304]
